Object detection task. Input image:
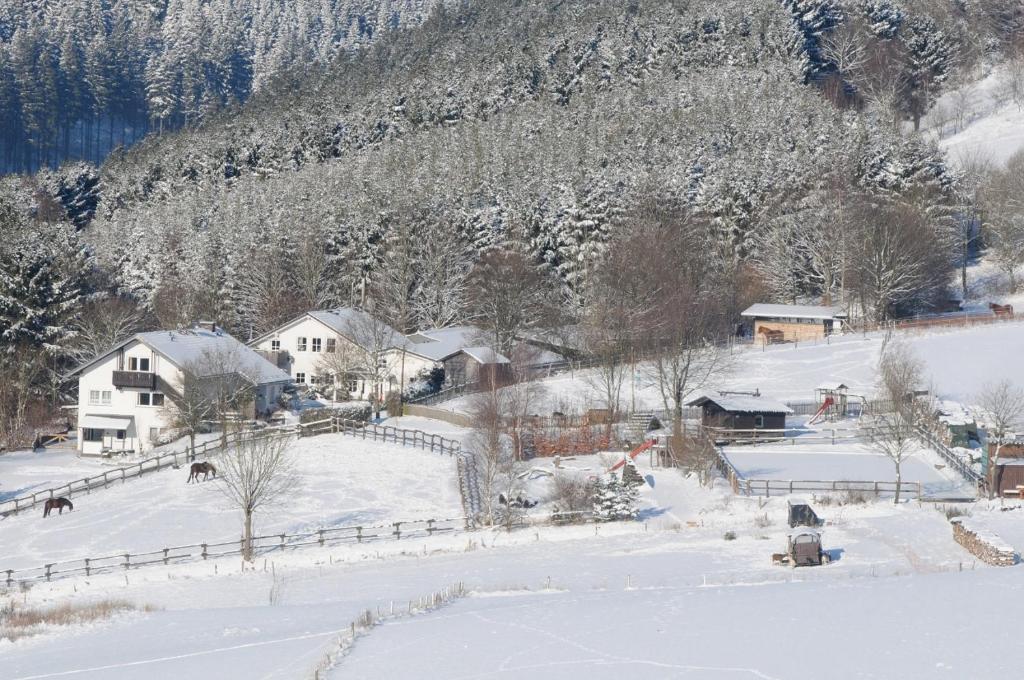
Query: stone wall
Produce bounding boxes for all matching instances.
[950,518,1019,567]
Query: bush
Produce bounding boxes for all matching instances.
[299,402,372,424]
[403,366,446,401]
[550,473,596,523]
[723,531,738,541]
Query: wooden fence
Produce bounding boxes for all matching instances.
[738,479,923,498]
[1,517,466,587]
[0,427,294,518]
[402,404,473,428]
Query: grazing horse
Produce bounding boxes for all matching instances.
[989,302,1014,318]
[43,497,73,517]
[187,461,217,484]
[757,327,786,344]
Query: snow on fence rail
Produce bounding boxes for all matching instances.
[1,517,467,587]
[0,428,294,518]
[739,479,923,498]
[916,426,984,487]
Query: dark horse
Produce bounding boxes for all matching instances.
[187,461,217,484]
[43,497,73,517]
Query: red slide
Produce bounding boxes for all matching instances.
[608,439,656,472]
[807,396,835,425]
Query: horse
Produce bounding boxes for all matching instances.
[989,302,1014,318]
[187,461,217,483]
[43,497,73,517]
[757,327,785,345]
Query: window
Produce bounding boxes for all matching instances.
[297,337,307,352]
[138,392,165,407]
[309,375,317,385]
[325,338,336,353]
[312,337,322,352]
[271,339,281,351]
[295,372,306,384]
[346,379,359,394]
[115,430,126,440]
[128,357,150,372]
[83,428,103,442]
[89,390,112,406]
[754,415,765,428]
[377,357,388,369]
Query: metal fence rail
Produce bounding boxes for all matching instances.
[1,517,466,587]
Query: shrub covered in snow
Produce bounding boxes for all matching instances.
[299,402,372,424]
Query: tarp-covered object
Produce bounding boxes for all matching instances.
[788,499,822,528]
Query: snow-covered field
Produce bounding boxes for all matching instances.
[441,321,1024,414]
[0,433,461,571]
[723,443,971,498]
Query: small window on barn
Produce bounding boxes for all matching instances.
[754,414,765,428]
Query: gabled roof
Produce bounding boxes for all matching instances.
[404,325,488,361]
[741,303,847,320]
[66,327,290,385]
[250,307,405,353]
[461,346,511,365]
[686,391,793,414]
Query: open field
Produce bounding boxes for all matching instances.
[0,433,461,572]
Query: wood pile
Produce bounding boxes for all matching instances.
[950,518,1019,567]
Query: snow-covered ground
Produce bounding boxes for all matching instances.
[924,64,1024,168]
[0,433,461,571]
[1,445,1020,679]
[336,566,1023,680]
[440,321,1024,414]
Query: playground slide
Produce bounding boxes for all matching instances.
[608,439,655,472]
[807,396,835,425]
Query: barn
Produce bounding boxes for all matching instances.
[741,304,847,343]
[686,390,793,431]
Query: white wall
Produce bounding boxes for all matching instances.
[76,339,181,454]
[252,317,433,399]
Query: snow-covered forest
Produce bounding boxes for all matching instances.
[2,0,1024,447]
[0,0,438,172]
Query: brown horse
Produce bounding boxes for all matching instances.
[989,302,1014,318]
[758,327,785,344]
[187,462,217,483]
[43,497,73,517]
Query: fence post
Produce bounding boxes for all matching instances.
[45,564,52,581]
[393,522,402,540]
[356,526,363,543]
[280,534,286,550]
[427,519,435,535]
[5,569,12,586]
[202,544,208,560]
[318,529,325,546]
[84,558,90,576]
[124,554,130,570]
[163,548,170,565]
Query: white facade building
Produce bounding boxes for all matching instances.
[66,324,290,455]
[249,308,434,401]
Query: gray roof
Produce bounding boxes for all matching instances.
[66,326,290,385]
[686,391,793,414]
[461,346,511,365]
[405,326,489,361]
[307,308,405,351]
[741,303,846,320]
[140,328,290,384]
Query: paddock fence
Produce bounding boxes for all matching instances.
[1,517,466,587]
[738,479,923,499]
[0,427,295,518]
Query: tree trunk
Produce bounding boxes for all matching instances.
[243,510,253,561]
[893,463,902,505]
[989,442,1001,500]
[189,432,197,462]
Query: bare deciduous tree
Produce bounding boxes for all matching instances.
[869,341,926,504]
[981,150,1024,293]
[217,434,297,560]
[69,297,146,363]
[190,346,260,448]
[166,370,215,459]
[977,380,1024,499]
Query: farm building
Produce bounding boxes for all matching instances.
[992,441,1024,497]
[741,303,847,343]
[686,390,793,431]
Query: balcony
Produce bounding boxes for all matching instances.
[112,371,156,389]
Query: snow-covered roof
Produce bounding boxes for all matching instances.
[461,346,511,365]
[307,308,405,351]
[817,382,849,391]
[741,304,847,320]
[405,326,488,361]
[139,328,290,384]
[686,391,793,414]
[67,326,290,385]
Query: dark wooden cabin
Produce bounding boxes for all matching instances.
[686,390,793,430]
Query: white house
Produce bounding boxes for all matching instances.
[65,324,290,456]
[249,308,432,401]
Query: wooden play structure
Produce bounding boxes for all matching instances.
[808,382,869,424]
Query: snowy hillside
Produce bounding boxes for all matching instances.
[0,434,461,571]
[441,321,1024,415]
[926,64,1024,168]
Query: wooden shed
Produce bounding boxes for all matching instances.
[686,390,793,431]
[741,304,847,343]
[992,441,1024,497]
